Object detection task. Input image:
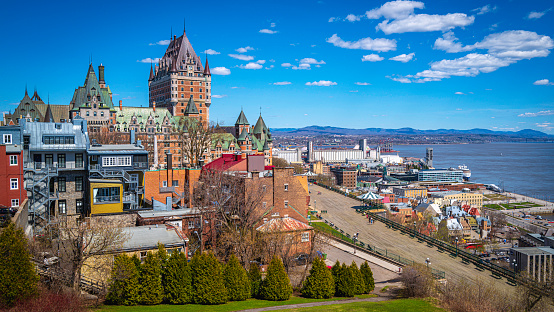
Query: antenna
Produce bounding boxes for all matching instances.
[184,17,186,33]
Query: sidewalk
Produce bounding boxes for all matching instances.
[326,239,402,273]
[237,296,391,312]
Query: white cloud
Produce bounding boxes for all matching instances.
[377,13,474,34]
[328,17,337,22]
[434,31,473,53]
[527,11,547,19]
[533,79,554,85]
[327,34,397,52]
[281,63,293,67]
[299,58,326,65]
[236,46,254,53]
[389,77,412,83]
[229,54,254,61]
[472,30,554,59]
[211,67,231,75]
[212,95,227,98]
[149,39,171,46]
[292,64,311,70]
[265,65,274,70]
[362,54,384,62]
[204,49,220,55]
[472,5,496,15]
[260,29,277,34]
[256,60,266,64]
[270,22,276,28]
[273,81,292,85]
[346,14,361,22]
[519,110,554,117]
[137,58,160,63]
[455,91,464,95]
[366,0,424,19]
[536,122,553,131]
[349,90,359,93]
[305,80,337,86]
[389,52,415,62]
[239,62,263,69]
[355,82,372,85]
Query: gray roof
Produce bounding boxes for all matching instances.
[120,225,187,252]
[138,208,200,218]
[22,119,89,151]
[88,144,147,155]
[512,247,554,256]
[89,179,122,184]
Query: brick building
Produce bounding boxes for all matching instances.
[0,125,26,209]
[331,168,357,188]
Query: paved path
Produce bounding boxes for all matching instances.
[327,240,401,273]
[237,296,390,312]
[310,184,515,292]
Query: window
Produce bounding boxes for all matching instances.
[188,220,194,229]
[301,232,310,242]
[76,199,83,214]
[11,199,19,208]
[58,200,66,214]
[10,178,18,190]
[86,111,89,116]
[262,202,267,209]
[3,134,12,144]
[140,251,147,261]
[172,180,179,187]
[100,112,104,117]
[93,112,97,116]
[45,154,53,167]
[58,177,66,192]
[75,153,83,168]
[284,184,289,191]
[75,176,83,192]
[284,200,289,208]
[102,156,131,167]
[162,180,168,187]
[93,187,120,203]
[9,155,17,165]
[58,154,66,168]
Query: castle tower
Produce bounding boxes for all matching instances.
[148,25,211,123]
[234,109,249,137]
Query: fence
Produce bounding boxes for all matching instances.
[312,182,550,293]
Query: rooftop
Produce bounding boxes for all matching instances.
[120,225,187,252]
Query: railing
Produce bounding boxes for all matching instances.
[133,162,148,169]
[93,195,120,203]
[160,186,176,193]
[313,182,551,295]
[27,162,84,170]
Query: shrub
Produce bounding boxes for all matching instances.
[157,243,169,267]
[350,261,366,295]
[301,257,334,299]
[223,254,251,301]
[163,250,193,304]
[400,264,435,298]
[106,254,141,305]
[249,264,262,298]
[260,256,293,301]
[140,252,164,305]
[331,260,342,295]
[9,288,84,312]
[335,263,355,297]
[360,261,375,293]
[191,252,227,305]
[0,223,39,308]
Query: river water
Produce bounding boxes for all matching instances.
[393,143,554,202]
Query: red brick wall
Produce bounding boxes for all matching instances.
[0,146,26,208]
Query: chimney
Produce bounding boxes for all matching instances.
[98,64,105,85]
[130,129,136,144]
[119,100,122,111]
[153,101,156,112]
[166,152,173,185]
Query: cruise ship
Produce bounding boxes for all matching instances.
[458,165,471,180]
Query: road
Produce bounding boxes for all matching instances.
[309,184,515,292]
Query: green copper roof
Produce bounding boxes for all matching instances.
[235,109,249,125]
[184,96,199,115]
[211,133,237,150]
[70,64,114,111]
[253,115,267,134]
[237,128,250,141]
[115,106,177,132]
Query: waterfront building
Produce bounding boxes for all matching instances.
[307,140,366,163]
[418,169,463,183]
[429,190,483,208]
[148,27,211,121]
[392,186,428,198]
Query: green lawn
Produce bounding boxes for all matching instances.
[95,295,377,312]
[483,204,503,210]
[280,298,444,312]
[311,222,355,244]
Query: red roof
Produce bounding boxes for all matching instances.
[256,217,313,233]
[203,154,245,172]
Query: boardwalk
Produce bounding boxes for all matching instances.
[310,184,515,292]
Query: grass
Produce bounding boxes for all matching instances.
[483,204,504,210]
[280,298,445,312]
[95,295,378,312]
[311,222,355,244]
[380,286,389,292]
[484,202,544,211]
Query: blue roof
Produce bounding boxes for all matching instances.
[22,120,89,151]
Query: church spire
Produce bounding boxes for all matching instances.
[203,54,211,76]
[149,62,154,81]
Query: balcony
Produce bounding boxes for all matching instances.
[159,186,175,193]
[28,162,85,171]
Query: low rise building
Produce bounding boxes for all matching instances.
[418,169,463,183]
[392,187,428,198]
[331,168,357,189]
[510,246,554,283]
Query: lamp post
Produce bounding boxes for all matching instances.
[425,257,431,269]
[455,237,459,258]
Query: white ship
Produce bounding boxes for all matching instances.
[458,165,471,180]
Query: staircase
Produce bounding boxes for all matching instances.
[25,165,58,235]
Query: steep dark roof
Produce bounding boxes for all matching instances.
[253,115,267,134]
[235,109,249,125]
[69,64,114,111]
[204,57,210,75]
[184,96,199,115]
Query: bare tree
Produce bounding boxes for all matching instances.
[488,211,507,241]
[179,119,213,168]
[52,216,129,290]
[89,130,129,145]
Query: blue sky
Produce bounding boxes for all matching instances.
[1,0,553,133]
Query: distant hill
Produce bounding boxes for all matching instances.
[271,126,553,138]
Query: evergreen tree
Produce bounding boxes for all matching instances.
[140,252,164,305]
[249,263,263,298]
[131,254,141,270]
[223,254,251,301]
[191,252,227,305]
[301,257,334,299]
[331,260,342,295]
[157,243,169,266]
[360,261,375,293]
[260,256,293,301]
[164,250,193,304]
[350,261,366,295]
[335,263,355,297]
[106,254,141,306]
[0,223,39,308]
